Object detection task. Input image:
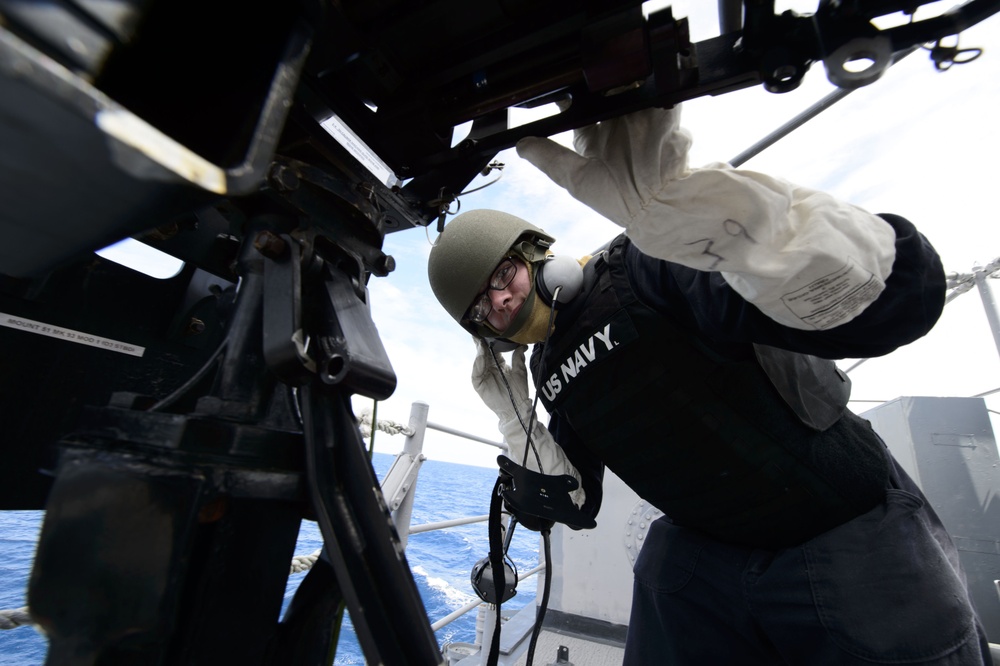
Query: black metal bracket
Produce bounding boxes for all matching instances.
[262,230,396,400]
[497,455,596,531]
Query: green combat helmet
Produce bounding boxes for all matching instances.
[427,209,554,339]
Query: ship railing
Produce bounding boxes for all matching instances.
[429,563,545,632]
[376,401,504,551]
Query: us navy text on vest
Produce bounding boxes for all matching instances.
[541,323,620,401]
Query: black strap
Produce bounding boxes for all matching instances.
[486,475,506,666]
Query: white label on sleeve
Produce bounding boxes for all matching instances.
[780,259,883,330]
[1,312,146,357]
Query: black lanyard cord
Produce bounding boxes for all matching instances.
[524,527,552,666]
[486,475,556,666]
[486,476,506,666]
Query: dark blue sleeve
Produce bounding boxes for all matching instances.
[624,213,946,360]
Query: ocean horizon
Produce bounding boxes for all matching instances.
[0,453,539,664]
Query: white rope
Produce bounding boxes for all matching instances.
[0,607,33,630]
[356,410,415,438]
[290,548,322,574]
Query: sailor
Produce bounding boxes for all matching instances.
[426,106,991,665]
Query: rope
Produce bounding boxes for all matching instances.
[290,548,322,574]
[356,410,415,438]
[0,607,33,630]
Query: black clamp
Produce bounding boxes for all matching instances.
[496,455,596,531]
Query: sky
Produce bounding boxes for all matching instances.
[346,2,1000,468]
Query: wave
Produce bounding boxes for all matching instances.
[412,564,478,607]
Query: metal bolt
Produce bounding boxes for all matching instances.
[374,254,396,275]
[254,230,288,259]
[186,318,206,335]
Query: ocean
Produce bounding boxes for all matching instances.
[0,453,539,664]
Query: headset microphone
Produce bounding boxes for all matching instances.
[535,255,583,307]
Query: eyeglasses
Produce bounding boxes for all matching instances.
[466,259,517,324]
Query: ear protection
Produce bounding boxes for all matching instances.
[535,255,583,307]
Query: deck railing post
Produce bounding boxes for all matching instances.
[379,402,429,548]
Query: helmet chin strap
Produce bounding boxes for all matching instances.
[506,290,554,344]
[499,287,539,340]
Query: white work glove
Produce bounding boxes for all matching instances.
[471,339,585,508]
[516,106,896,331]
